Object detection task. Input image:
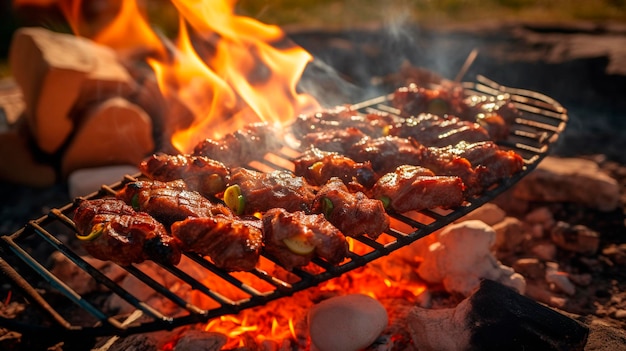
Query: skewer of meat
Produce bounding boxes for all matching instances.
[370,165,466,213]
[192,122,283,168]
[223,168,317,215]
[139,154,230,197]
[386,113,491,147]
[311,177,389,239]
[390,83,519,140]
[171,215,263,272]
[116,179,232,226]
[292,147,377,190]
[291,106,391,139]
[73,198,182,266]
[262,208,349,270]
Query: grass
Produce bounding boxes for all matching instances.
[235,0,626,28]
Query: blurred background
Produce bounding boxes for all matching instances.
[2,0,626,74]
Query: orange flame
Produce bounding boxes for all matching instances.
[157,0,319,152]
[21,0,319,153]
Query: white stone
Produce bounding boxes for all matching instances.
[416,220,526,296]
[308,294,388,351]
[68,164,139,198]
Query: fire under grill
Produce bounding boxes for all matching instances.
[0,75,567,339]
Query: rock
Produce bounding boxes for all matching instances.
[416,220,526,296]
[545,262,576,296]
[513,257,546,280]
[531,241,558,261]
[456,202,506,226]
[308,294,388,351]
[492,216,525,252]
[524,206,555,231]
[550,221,600,255]
[512,156,621,211]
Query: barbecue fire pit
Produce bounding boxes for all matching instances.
[4,1,626,351]
[0,74,567,340]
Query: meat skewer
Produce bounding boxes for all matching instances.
[370,165,466,213]
[311,177,389,239]
[116,179,232,226]
[139,154,230,197]
[192,122,283,168]
[262,208,349,270]
[171,216,263,272]
[292,147,377,190]
[223,168,317,215]
[73,198,182,266]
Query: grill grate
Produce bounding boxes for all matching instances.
[0,76,567,339]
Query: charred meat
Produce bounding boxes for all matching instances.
[171,215,263,272]
[371,165,465,213]
[116,179,232,226]
[386,113,491,147]
[390,83,520,141]
[312,178,389,239]
[140,154,230,197]
[293,147,377,190]
[262,208,348,270]
[292,106,391,138]
[225,168,316,215]
[73,198,182,266]
[301,127,368,154]
[192,122,282,167]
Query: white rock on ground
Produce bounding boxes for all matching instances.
[416,220,526,296]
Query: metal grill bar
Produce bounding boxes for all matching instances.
[0,77,567,339]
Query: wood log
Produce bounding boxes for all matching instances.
[0,117,56,187]
[61,97,154,177]
[9,27,136,154]
[407,279,589,351]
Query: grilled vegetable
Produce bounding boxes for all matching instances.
[224,184,245,215]
[76,223,105,241]
[283,233,316,255]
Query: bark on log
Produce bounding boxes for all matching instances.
[61,97,154,176]
[9,27,136,154]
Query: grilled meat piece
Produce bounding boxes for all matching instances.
[387,113,491,147]
[292,106,391,138]
[171,215,263,272]
[73,198,182,266]
[443,140,525,190]
[371,165,465,213]
[420,140,524,194]
[262,208,348,270]
[140,154,230,197]
[347,136,425,175]
[465,95,519,141]
[391,83,467,118]
[312,178,389,239]
[391,84,520,141]
[192,122,282,167]
[293,147,377,189]
[116,179,232,226]
[301,127,368,154]
[227,168,316,214]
